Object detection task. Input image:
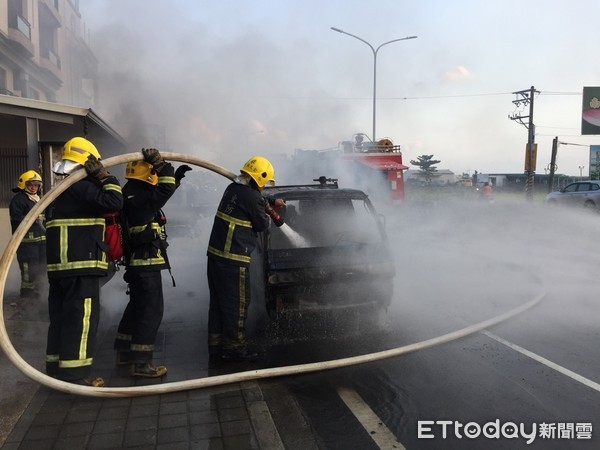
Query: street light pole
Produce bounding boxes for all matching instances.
[331,27,416,142]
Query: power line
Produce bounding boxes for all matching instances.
[388,92,513,100]
[253,90,582,101]
[333,90,581,101]
[538,91,581,96]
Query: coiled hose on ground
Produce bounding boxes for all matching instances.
[0,151,544,397]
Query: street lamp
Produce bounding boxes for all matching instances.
[579,165,585,181]
[331,27,417,142]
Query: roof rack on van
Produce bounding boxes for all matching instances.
[313,176,338,187]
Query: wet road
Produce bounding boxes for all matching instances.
[3,199,599,449]
[246,201,600,449]
[255,293,600,449]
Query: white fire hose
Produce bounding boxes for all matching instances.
[0,151,545,397]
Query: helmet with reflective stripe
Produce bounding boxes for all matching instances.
[53,137,101,175]
[16,170,42,190]
[240,156,275,188]
[125,160,158,185]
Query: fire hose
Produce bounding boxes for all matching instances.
[0,151,545,397]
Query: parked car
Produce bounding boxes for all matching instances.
[251,177,395,330]
[546,181,600,211]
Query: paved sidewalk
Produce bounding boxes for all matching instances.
[1,279,284,449]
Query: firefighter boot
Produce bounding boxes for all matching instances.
[130,362,168,378]
[70,377,105,387]
[221,348,259,362]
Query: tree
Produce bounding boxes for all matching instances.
[410,154,441,184]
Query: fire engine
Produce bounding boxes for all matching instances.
[339,134,408,204]
[291,133,409,205]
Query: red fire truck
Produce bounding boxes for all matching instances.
[339,134,408,204]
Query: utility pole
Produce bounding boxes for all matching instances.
[509,86,539,200]
[547,136,558,193]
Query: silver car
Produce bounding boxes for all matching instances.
[546,181,600,210]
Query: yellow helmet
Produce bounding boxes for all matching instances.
[53,137,102,175]
[16,170,42,190]
[62,137,101,164]
[125,160,158,185]
[240,156,275,188]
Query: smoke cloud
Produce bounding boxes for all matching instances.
[385,195,599,342]
[82,2,363,172]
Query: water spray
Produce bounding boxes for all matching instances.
[278,223,311,248]
[0,152,545,397]
[267,203,312,247]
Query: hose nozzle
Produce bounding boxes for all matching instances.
[265,204,284,227]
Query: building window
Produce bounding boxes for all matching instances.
[8,0,31,39]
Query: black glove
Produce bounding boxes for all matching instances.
[174,165,192,186]
[84,156,108,180]
[142,147,168,173]
[142,148,162,165]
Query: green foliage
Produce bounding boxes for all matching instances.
[409,154,441,183]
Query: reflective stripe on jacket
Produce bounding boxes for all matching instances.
[127,221,168,269]
[46,217,108,273]
[46,176,123,278]
[22,231,46,244]
[123,163,176,273]
[207,182,270,267]
[207,211,253,264]
[9,190,46,244]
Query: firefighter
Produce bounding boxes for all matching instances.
[481,181,494,201]
[207,156,284,361]
[45,137,123,387]
[113,148,191,377]
[9,170,46,298]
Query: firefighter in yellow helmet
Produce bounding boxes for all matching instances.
[113,149,191,377]
[207,156,284,361]
[45,137,123,387]
[9,170,46,298]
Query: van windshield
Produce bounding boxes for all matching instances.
[268,198,382,249]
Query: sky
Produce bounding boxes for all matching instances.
[78,0,600,178]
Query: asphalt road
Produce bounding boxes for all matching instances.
[252,200,600,449]
[2,198,600,449]
[255,290,600,449]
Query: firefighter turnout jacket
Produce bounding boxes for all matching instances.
[124,163,176,272]
[9,190,46,294]
[46,175,124,277]
[207,182,270,267]
[9,190,46,244]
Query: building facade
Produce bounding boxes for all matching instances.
[0,0,97,106]
[0,1,125,256]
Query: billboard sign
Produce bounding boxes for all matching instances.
[524,143,537,172]
[582,87,600,135]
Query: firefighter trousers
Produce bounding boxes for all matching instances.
[17,242,46,296]
[114,271,164,363]
[207,257,251,355]
[46,276,100,381]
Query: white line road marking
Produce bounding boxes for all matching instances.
[483,331,600,393]
[336,387,406,450]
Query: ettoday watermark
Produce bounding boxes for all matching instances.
[418,420,592,445]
